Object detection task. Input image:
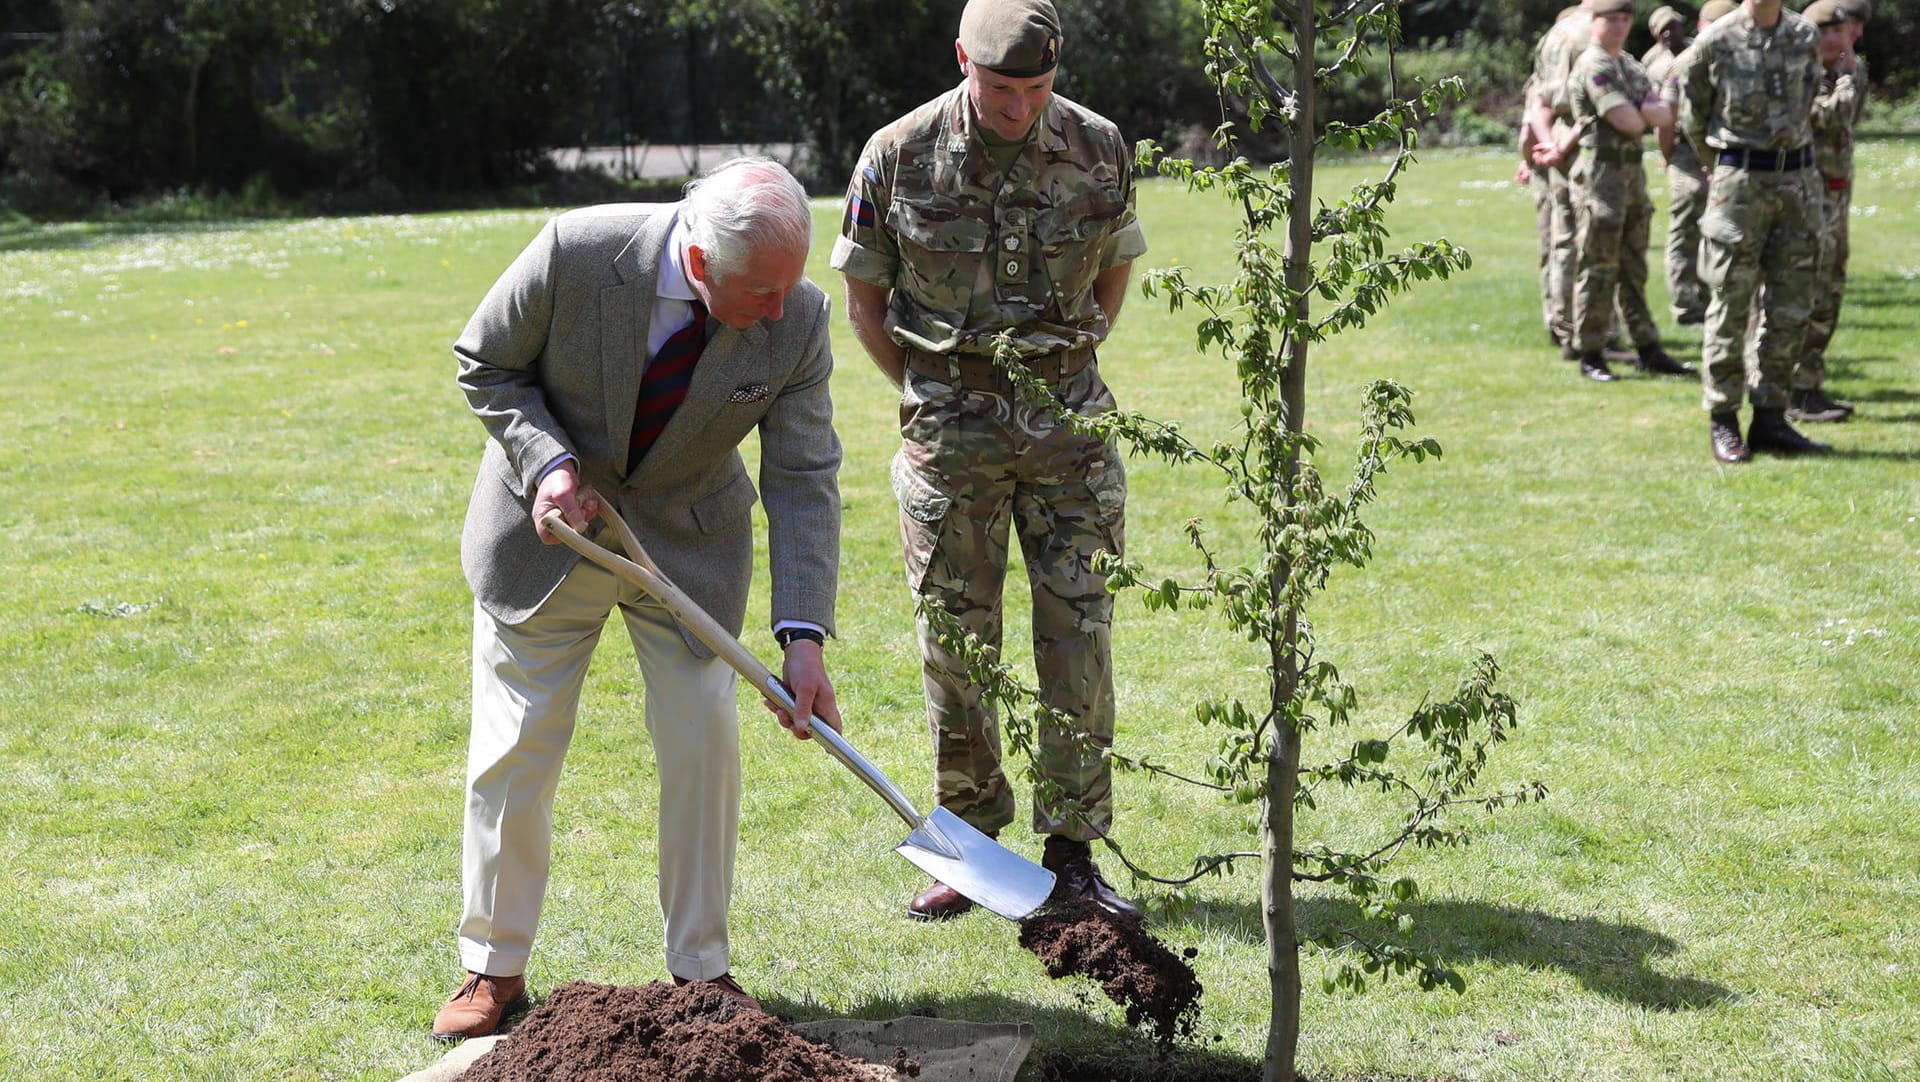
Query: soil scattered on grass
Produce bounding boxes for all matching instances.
[459,980,916,1082]
[1018,900,1203,1044]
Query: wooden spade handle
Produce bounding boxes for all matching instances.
[537,507,927,829]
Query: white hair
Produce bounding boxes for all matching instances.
[681,157,812,282]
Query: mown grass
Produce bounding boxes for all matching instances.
[2,146,1916,1082]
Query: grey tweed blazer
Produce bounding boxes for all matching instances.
[455,203,841,655]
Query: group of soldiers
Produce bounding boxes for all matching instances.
[1521,0,1871,462]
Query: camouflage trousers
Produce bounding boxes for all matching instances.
[1572,157,1659,352]
[1530,165,1560,340]
[1545,148,1579,346]
[892,359,1126,841]
[1796,181,1851,391]
[1665,159,1710,323]
[1698,163,1821,413]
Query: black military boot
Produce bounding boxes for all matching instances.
[1709,413,1751,464]
[1579,350,1616,382]
[1634,344,1696,378]
[1042,836,1143,923]
[1747,407,1831,456]
[1787,387,1853,423]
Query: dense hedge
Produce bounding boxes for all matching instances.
[2,0,1914,211]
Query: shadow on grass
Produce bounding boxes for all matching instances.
[768,988,1263,1082]
[0,219,236,254]
[1170,895,1731,1014]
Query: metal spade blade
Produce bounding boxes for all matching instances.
[896,806,1056,921]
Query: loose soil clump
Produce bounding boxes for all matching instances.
[1018,900,1203,1044]
[460,980,915,1082]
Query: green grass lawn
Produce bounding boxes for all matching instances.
[2,147,1916,1082]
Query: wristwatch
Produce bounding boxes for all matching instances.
[775,627,825,650]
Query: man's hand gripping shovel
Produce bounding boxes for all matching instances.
[541,505,1056,922]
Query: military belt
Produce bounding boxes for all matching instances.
[1716,146,1813,172]
[1825,177,1849,192]
[1590,146,1644,165]
[904,346,1095,393]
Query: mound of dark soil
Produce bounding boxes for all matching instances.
[1018,901,1203,1044]
[460,980,913,1082]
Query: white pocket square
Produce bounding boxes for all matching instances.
[728,383,770,403]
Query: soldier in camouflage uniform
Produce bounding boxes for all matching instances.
[1645,6,1703,324]
[1787,0,1868,422]
[1519,74,1561,347]
[1556,0,1694,382]
[1528,6,1592,358]
[832,0,1145,923]
[1682,0,1831,462]
[1658,2,1737,327]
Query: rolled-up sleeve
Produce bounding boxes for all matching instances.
[830,142,899,288]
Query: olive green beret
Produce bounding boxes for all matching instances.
[959,0,1062,78]
[1587,0,1633,15]
[1699,0,1738,22]
[1835,0,1871,21]
[1803,0,1846,26]
[1649,5,1684,33]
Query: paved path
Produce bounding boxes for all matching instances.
[549,143,810,180]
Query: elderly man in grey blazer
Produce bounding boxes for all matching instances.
[433,158,843,1041]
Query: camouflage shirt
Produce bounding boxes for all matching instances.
[1660,42,1706,171]
[1570,45,1654,154]
[1682,6,1820,153]
[1533,17,1593,118]
[1812,64,1862,180]
[1641,41,1679,84]
[831,84,1148,358]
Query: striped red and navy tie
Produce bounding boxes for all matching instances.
[628,300,707,471]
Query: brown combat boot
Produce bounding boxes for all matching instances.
[430,971,528,1042]
[1709,413,1751,464]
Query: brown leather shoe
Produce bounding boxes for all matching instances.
[673,972,763,1012]
[907,880,976,921]
[430,971,528,1042]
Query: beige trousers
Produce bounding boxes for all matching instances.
[458,550,740,982]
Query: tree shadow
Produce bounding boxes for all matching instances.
[765,988,1264,1082]
[1171,895,1731,1013]
[0,219,245,254]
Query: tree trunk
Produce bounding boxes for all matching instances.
[184,61,203,182]
[1261,4,1316,1081]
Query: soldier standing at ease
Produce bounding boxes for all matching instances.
[1528,5,1594,360]
[1787,0,1868,423]
[1644,6,1701,324]
[1657,2,1738,327]
[833,0,1145,923]
[1521,7,1586,350]
[1682,0,1830,462]
[1551,0,1694,382]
